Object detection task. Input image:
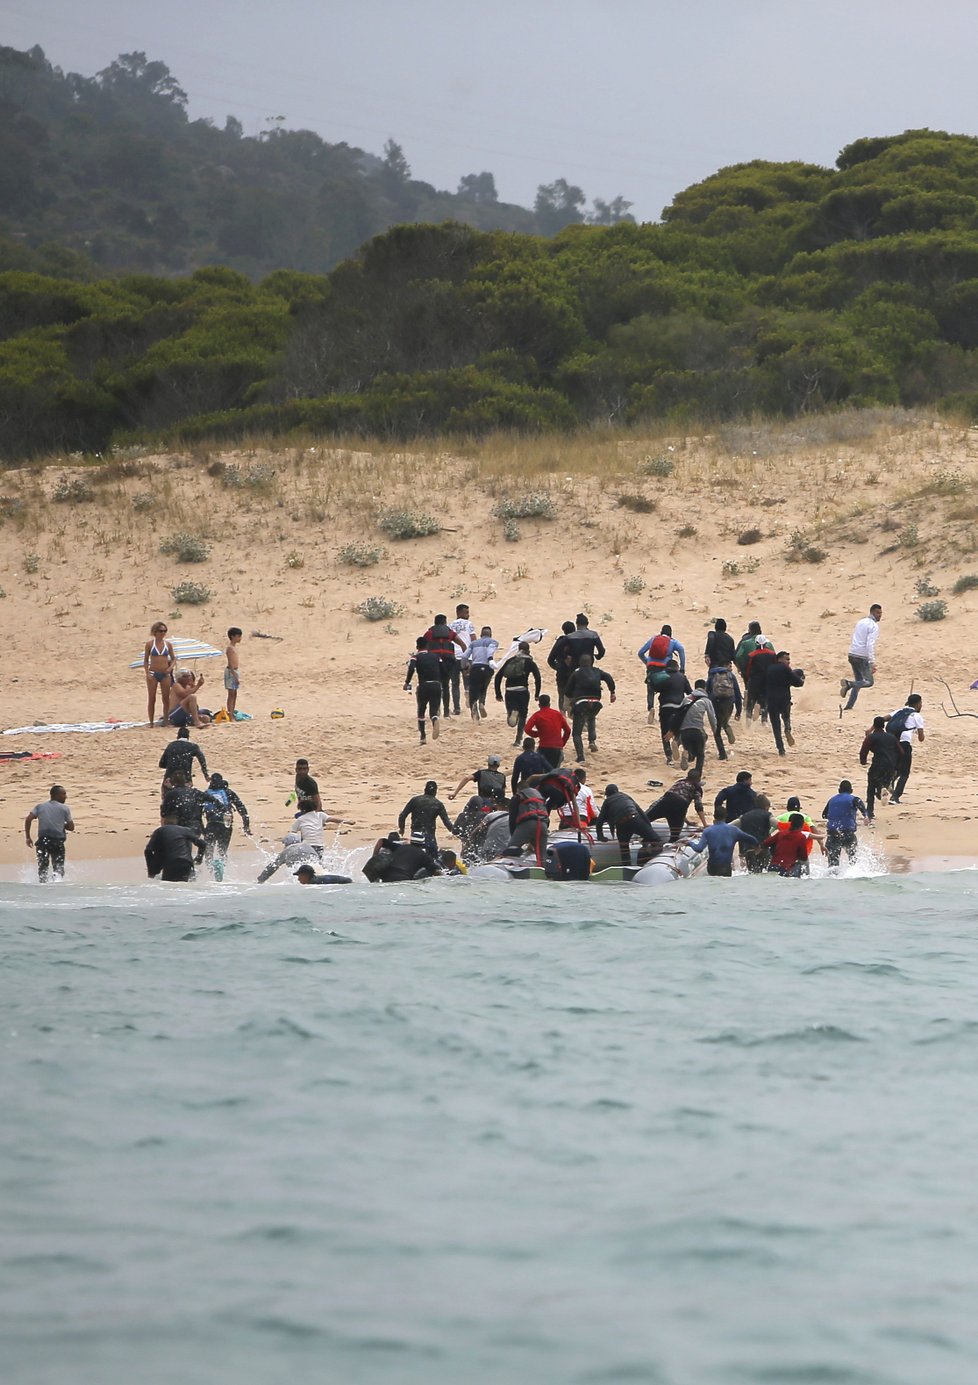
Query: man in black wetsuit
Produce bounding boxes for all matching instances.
[159,725,208,792]
[145,812,206,882]
[397,780,455,856]
[294,863,353,885]
[404,636,445,743]
[201,773,251,881]
[494,641,542,745]
[510,737,550,794]
[595,784,662,865]
[564,653,616,763]
[423,614,467,718]
[162,772,208,832]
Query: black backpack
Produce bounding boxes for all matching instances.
[476,768,506,800]
[885,706,913,740]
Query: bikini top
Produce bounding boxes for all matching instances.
[150,639,171,659]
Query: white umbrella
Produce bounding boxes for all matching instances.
[129,637,223,669]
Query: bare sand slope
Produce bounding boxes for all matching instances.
[2,413,977,873]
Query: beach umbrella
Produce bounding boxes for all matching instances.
[128,637,223,669]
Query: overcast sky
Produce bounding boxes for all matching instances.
[5,0,978,222]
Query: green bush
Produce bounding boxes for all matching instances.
[623,575,645,594]
[952,574,978,594]
[737,528,763,545]
[171,580,211,605]
[132,492,155,512]
[917,599,948,621]
[338,541,387,567]
[356,595,405,621]
[502,518,520,542]
[914,576,940,598]
[52,475,95,503]
[222,461,276,492]
[160,532,210,563]
[24,552,40,573]
[378,509,441,539]
[616,492,656,513]
[493,492,557,520]
[637,454,674,478]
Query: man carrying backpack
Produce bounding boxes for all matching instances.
[564,654,616,763]
[706,662,742,758]
[672,682,717,775]
[638,625,686,724]
[494,641,542,745]
[888,695,924,804]
[201,772,252,881]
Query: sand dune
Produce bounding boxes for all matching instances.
[2,414,977,876]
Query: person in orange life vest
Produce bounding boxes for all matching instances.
[776,796,816,857]
[423,614,466,718]
[524,694,571,769]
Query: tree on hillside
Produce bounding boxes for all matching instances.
[535,179,586,235]
[588,195,634,226]
[96,52,188,109]
[458,172,498,204]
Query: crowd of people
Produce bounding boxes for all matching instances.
[21,602,924,884]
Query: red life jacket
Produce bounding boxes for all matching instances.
[646,633,672,666]
[515,788,548,823]
[425,625,457,659]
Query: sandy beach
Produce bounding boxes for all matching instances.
[2,413,977,878]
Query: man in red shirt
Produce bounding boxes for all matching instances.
[760,813,824,876]
[524,694,572,769]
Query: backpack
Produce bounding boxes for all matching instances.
[476,768,506,800]
[202,787,230,824]
[647,633,671,664]
[710,668,736,700]
[885,706,913,740]
[647,666,671,691]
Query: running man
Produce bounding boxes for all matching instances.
[159,725,208,792]
[821,780,869,867]
[145,813,206,882]
[24,784,75,883]
[462,626,499,720]
[423,614,467,717]
[224,627,243,717]
[448,604,476,715]
[647,769,708,842]
[449,755,508,805]
[143,621,176,727]
[564,654,615,763]
[889,695,924,804]
[685,818,758,877]
[397,780,455,857]
[524,694,572,768]
[201,772,251,881]
[292,759,322,811]
[841,605,882,712]
[859,715,900,820]
[404,636,445,743]
[765,652,805,756]
[494,641,542,745]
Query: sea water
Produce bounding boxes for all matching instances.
[3,869,978,1385]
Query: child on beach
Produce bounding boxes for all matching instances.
[225,628,242,716]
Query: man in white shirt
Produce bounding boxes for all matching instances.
[841,604,882,711]
[448,603,476,716]
[890,695,924,804]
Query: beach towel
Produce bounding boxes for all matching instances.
[3,721,148,735]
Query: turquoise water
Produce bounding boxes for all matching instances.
[3,872,978,1385]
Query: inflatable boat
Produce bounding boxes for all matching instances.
[468,824,709,884]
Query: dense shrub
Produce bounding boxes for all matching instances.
[171,580,210,604]
[160,532,210,562]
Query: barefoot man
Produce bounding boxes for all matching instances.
[170,670,210,729]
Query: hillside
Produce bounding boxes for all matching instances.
[0,45,630,280]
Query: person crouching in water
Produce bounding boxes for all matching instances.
[760,813,824,876]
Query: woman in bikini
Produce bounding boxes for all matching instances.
[143,621,176,726]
